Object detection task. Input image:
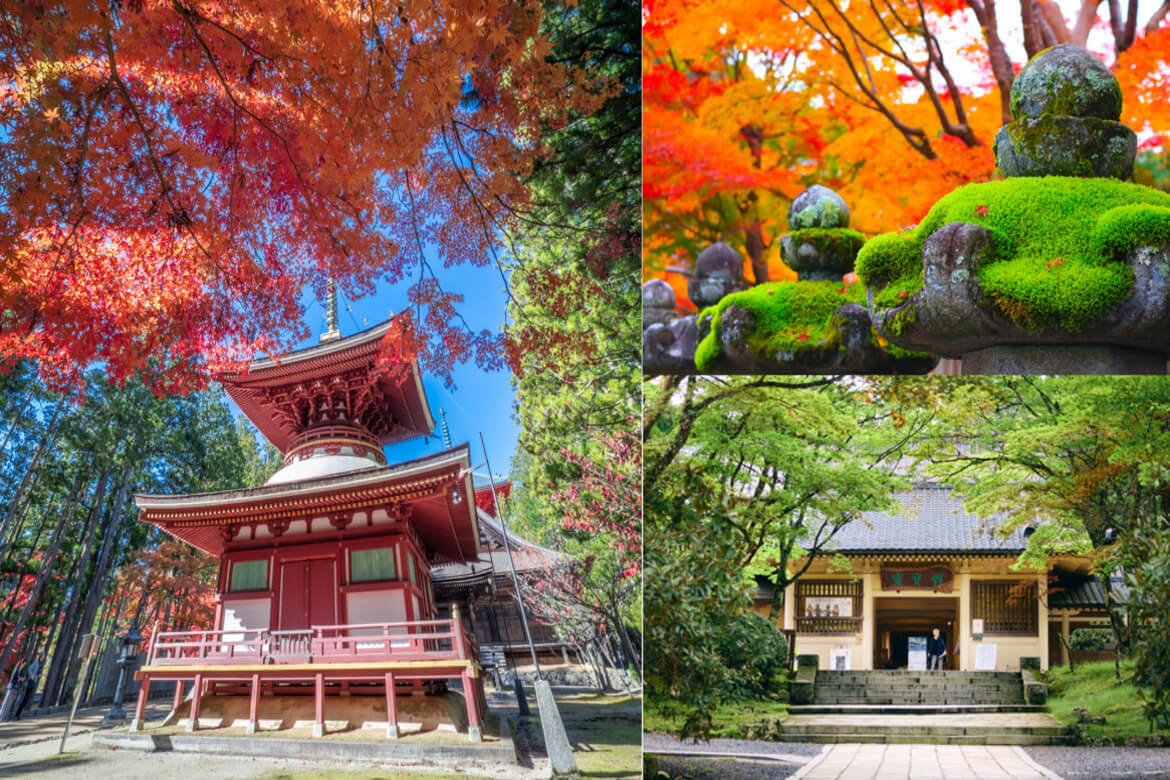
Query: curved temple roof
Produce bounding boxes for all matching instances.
[219,318,435,453]
[136,445,479,563]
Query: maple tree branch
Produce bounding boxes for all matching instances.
[1146,0,1170,33]
[102,9,213,263]
[967,0,1015,124]
[779,0,938,159]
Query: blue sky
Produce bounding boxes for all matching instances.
[290,259,520,483]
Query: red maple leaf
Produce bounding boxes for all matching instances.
[797,332,809,342]
[974,205,989,217]
[1046,258,1065,269]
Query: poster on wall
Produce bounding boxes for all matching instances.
[975,643,998,671]
[830,647,851,671]
[804,597,853,618]
[907,636,927,670]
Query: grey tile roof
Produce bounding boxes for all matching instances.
[825,485,1029,554]
[1049,572,1128,609]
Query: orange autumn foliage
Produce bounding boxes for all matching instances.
[643,0,1170,310]
[0,0,595,392]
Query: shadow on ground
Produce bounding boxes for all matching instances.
[0,750,92,778]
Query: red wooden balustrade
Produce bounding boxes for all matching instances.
[146,619,477,667]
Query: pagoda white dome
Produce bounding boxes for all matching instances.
[265,449,382,486]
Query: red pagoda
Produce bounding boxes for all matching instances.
[130,316,488,742]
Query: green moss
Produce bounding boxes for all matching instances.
[785,227,865,255]
[693,281,866,371]
[871,276,924,312]
[860,176,1170,332]
[1093,203,1170,258]
[693,307,723,368]
[855,232,922,288]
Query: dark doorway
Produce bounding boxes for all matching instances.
[874,597,958,670]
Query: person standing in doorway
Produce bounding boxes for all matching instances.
[927,628,947,670]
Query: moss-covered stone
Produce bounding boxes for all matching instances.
[780,228,865,280]
[788,184,851,229]
[1010,44,1122,121]
[692,280,934,373]
[688,242,747,308]
[994,115,1136,179]
[694,280,866,371]
[859,177,1170,333]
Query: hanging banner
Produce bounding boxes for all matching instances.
[880,564,953,592]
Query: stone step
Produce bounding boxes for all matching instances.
[772,733,1068,745]
[817,671,1021,678]
[780,723,1067,737]
[789,704,1047,714]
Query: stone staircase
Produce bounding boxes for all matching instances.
[811,670,1027,707]
[783,670,1069,745]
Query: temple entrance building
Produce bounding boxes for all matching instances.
[129,319,490,741]
[760,485,1117,672]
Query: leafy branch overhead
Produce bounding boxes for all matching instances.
[0,0,601,391]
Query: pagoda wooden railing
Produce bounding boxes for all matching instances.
[146,619,477,667]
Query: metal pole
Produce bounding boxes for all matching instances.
[477,434,578,777]
[59,634,98,754]
[477,433,541,678]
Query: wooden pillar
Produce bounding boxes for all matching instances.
[246,673,261,734]
[187,673,203,732]
[130,675,150,732]
[171,680,184,714]
[1061,612,1071,666]
[313,672,324,737]
[463,669,482,742]
[384,672,398,739]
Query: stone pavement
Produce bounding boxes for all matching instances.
[0,703,172,752]
[791,743,1062,779]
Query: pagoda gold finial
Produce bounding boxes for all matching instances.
[320,276,341,343]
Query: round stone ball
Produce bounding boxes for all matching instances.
[788,185,851,230]
[693,242,745,281]
[642,279,677,309]
[1010,44,1122,122]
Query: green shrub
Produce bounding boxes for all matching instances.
[714,610,789,699]
[1070,627,1113,652]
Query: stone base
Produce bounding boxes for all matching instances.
[312,722,324,738]
[129,718,143,732]
[468,725,482,743]
[961,345,1167,375]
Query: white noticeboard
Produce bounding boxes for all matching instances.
[907,636,928,670]
[975,643,998,671]
[830,647,851,671]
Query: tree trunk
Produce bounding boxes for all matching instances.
[744,222,768,285]
[0,402,63,562]
[0,475,83,685]
[41,469,111,707]
[58,464,133,706]
[0,392,35,457]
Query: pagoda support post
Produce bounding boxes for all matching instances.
[130,676,150,732]
[172,680,184,714]
[463,669,482,742]
[313,672,325,737]
[246,673,261,734]
[188,673,203,732]
[384,672,398,739]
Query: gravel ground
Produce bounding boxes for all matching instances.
[1026,746,1170,779]
[643,732,823,760]
[0,731,533,779]
[652,754,805,779]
